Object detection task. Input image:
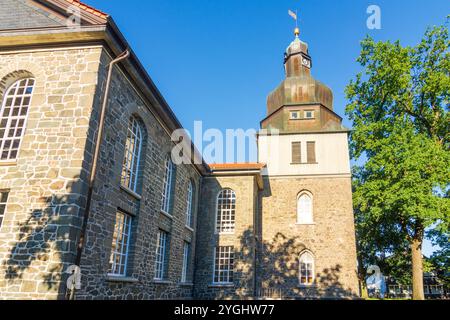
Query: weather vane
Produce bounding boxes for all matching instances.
[288,9,300,37]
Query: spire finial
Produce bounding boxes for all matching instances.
[294,27,300,37]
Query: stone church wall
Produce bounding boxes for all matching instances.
[258,176,359,299]
[74,50,202,300]
[193,175,258,299]
[0,46,103,299]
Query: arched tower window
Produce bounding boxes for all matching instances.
[0,78,35,161]
[297,191,313,224]
[161,156,175,214]
[216,189,236,234]
[121,116,145,193]
[299,251,315,286]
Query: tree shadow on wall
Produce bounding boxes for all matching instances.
[234,229,357,300]
[2,178,85,298]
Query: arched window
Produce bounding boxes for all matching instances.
[216,189,236,233]
[161,156,174,214]
[297,191,313,224]
[299,251,315,286]
[186,181,194,228]
[0,78,35,161]
[121,116,144,193]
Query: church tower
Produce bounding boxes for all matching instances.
[256,26,360,298]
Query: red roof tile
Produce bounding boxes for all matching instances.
[65,0,108,19]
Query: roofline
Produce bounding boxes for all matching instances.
[35,0,108,24]
[257,129,351,136]
[206,168,265,190]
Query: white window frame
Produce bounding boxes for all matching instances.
[297,191,314,224]
[213,246,234,284]
[0,78,35,162]
[304,110,315,119]
[161,157,174,215]
[290,111,300,120]
[121,116,143,193]
[215,189,236,234]
[0,191,9,229]
[155,230,168,280]
[186,181,194,228]
[181,242,190,283]
[299,251,315,286]
[108,210,132,277]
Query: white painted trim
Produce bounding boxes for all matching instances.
[154,230,168,281]
[120,116,144,193]
[186,181,194,228]
[108,210,132,277]
[181,242,190,283]
[212,246,234,285]
[214,189,236,234]
[0,78,35,162]
[297,191,314,225]
[161,156,174,214]
[298,250,315,286]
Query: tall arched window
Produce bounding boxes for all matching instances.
[216,189,236,234]
[161,156,174,214]
[299,251,315,286]
[0,78,35,161]
[121,116,144,193]
[297,191,313,224]
[186,181,194,228]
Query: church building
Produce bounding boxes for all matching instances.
[0,0,359,300]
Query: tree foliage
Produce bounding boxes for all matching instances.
[346,19,450,297]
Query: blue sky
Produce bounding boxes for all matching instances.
[85,0,448,255]
[85,0,449,156]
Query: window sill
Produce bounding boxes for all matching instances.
[0,161,17,167]
[298,284,317,289]
[179,282,194,287]
[153,279,172,285]
[160,210,174,220]
[215,232,236,236]
[106,275,139,283]
[120,185,142,200]
[209,283,235,288]
[291,162,319,165]
[296,223,316,226]
[185,225,195,232]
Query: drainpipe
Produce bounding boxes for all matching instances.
[69,50,130,300]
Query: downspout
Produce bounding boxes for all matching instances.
[69,50,130,300]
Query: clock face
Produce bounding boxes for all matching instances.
[302,58,311,68]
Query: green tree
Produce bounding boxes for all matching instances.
[346,20,450,300]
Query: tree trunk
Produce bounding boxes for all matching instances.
[411,238,425,300]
